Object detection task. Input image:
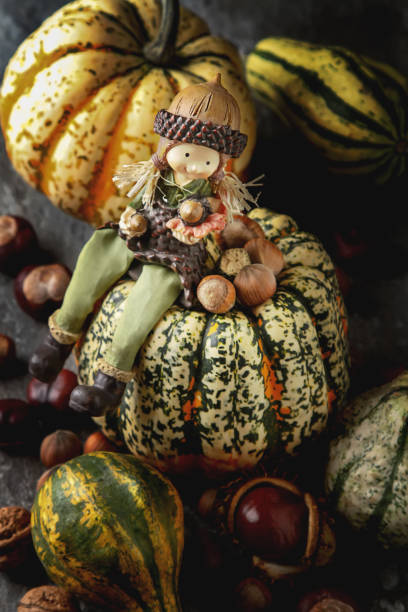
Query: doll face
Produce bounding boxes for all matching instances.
[166,143,220,181]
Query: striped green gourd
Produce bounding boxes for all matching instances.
[246,37,408,183]
[31,452,184,611]
[77,208,350,477]
[325,371,408,548]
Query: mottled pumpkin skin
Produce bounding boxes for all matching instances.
[0,0,256,226]
[31,452,184,611]
[77,208,350,476]
[326,371,408,549]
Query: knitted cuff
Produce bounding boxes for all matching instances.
[97,358,135,383]
[48,310,82,345]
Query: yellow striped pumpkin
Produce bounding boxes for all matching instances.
[246,37,408,183]
[31,452,184,611]
[76,208,350,477]
[0,0,256,226]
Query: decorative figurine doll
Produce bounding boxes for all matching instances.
[29,74,259,416]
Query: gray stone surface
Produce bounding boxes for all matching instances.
[1,0,408,610]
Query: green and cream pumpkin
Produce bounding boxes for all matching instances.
[77,208,350,476]
[0,0,256,226]
[325,371,408,549]
[31,452,184,611]
[246,37,408,183]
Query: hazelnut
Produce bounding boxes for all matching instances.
[244,238,285,275]
[0,333,16,377]
[197,275,236,313]
[234,264,277,307]
[40,430,82,468]
[0,215,38,276]
[220,214,265,249]
[119,208,147,238]
[179,199,204,224]
[83,430,119,454]
[0,506,31,570]
[219,248,251,278]
[18,585,79,612]
[14,264,71,321]
[235,577,273,612]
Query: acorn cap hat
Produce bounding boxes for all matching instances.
[153,74,248,158]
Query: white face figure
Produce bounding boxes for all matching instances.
[166,143,220,185]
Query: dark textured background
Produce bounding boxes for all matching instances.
[1,0,408,610]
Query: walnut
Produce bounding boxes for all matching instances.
[0,506,31,570]
[18,585,79,611]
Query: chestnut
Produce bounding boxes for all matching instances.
[0,215,37,276]
[297,587,360,612]
[83,430,119,454]
[36,464,62,492]
[40,430,82,468]
[0,399,36,449]
[14,264,71,321]
[333,228,367,261]
[0,333,16,377]
[234,483,309,563]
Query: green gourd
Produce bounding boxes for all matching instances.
[31,452,184,611]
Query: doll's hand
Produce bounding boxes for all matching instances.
[119,207,147,239]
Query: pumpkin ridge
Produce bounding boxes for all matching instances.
[251,49,395,141]
[78,65,153,221]
[328,455,361,506]
[364,58,408,110]
[0,46,144,134]
[366,416,408,535]
[176,31,209,52]
[37,61,148,195]
[162,68,181,96]
[278,283,338,410]
[346,386,408,430]
[329,47,400,134]
[124,0,150,43]
[247,69,391,150]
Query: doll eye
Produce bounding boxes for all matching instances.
[185,153,190,157]
[206,161,210,165]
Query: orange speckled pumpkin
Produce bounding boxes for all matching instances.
[0,0,256,226]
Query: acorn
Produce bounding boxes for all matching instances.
[0,215,38,276]
[220,214,265,249]
[199,476,335,581]
[179,199,204,225]
[14,264,71,321]
[244,238,285,276]
[197,275,236,313]
[40,430,82,468]
[234,264,277,307]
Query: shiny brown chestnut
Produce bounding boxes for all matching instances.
[0,399,34,449]
[235,577,273,612]
[40,430,82,468]
[14,264,71,321]
[0,215,38,276]
[234,483,309,563]
[297,587,360,612]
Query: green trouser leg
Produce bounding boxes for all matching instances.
[105,264,182,372]
[56,229,134,334]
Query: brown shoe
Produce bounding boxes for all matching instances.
[69,370,126,417]
[29,332,73,382]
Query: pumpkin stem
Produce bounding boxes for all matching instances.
[143,0,179,66]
